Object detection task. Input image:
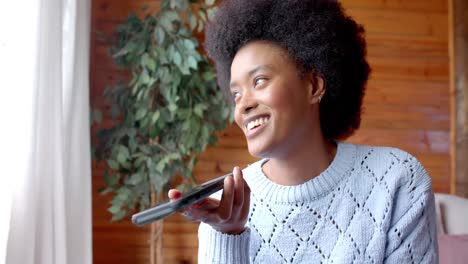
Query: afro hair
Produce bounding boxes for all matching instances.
[204,0,370,140]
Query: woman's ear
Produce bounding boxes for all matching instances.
[306,72,325,104]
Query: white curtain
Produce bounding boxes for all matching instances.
[0,0,92,263]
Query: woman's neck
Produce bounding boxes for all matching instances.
[262,137,337,186]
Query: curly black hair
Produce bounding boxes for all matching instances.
[204,0,370,140]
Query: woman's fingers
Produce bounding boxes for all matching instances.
[168,189,182,201]
[232,167,245,216]
[240,177,251,219]
[217,174,235,222]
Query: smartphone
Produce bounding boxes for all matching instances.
[131,172,232,226]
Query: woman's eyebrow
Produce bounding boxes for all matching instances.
[229,65,274,89]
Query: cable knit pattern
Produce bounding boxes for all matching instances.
[198,142,438,263]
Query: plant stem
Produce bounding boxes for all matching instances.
[150,186,164,263]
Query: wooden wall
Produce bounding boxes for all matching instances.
[451,0,468,197]
[90,0,451,263]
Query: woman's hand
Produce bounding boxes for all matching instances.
[168,166,250,235]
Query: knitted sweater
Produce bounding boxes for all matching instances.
[198,142,438,263]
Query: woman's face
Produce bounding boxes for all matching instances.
[230,41,320,158]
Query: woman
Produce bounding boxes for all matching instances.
[169,0,438,263]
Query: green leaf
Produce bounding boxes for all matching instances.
[202,124,210,140]
[194,108,203,118]
[160,67,171,84]
[117,153,126,164]
[194,103,206,117]
[197,20,204,32]
[207,7,217,20]
[143,53,156,72]
[187,56,198,70]
[151,111,161,125]
[199,11,207,22]
[181,119,191,131]
[139,115,150,130]
[128,173,143,185]
[168,103,178,113]
[108,205,121,214]
[173,51,182,66]
[111,210,126,221]
[156,159,166,173]
[121,161,132,169]
[180,65,190,75]
[120,145,129,157]
[112,45,130,58]
[117,145,129,164]
[107,159,119,170]
[136,108,147,120]
[99,187,114,195]
[155,26,165,45]
[140,70,152,84]
[183,39,196,50]
[170,0,181,9]
[117,187,131,201]
[103,171,119,186]
[159,14,173,31]
[189,15,197,31]
[134,156,146,167]
[202,71,216,81]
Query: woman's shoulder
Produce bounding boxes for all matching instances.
[349,142,416,162]
[346,142,432,193]
[349,142,425,170]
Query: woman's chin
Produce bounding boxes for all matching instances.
[247,141,272,158]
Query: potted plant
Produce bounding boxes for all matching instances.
[92,0,230,262]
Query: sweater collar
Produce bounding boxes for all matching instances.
[244,142,357,204]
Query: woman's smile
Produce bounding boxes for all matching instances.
[244,115,271,138]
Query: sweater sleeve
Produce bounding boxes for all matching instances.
[198,222,251,263]
[384,158,438,264]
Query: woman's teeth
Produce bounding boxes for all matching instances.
[247,117,270,131]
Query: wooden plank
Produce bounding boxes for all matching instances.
[347,8,448,40]
[367,35,448,59]
[92,0,161,23]
[360,104,449,130]
[369,57,449,82]
[341,0,448,13]
[93,44,121,71]
[349,129,450,154]
[365,79,450,107]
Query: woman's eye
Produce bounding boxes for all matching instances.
[231,92,241,102]
[254,77,267,86]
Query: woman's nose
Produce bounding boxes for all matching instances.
[237,90,257,114]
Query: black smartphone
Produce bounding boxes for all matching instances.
[131,172,232,226]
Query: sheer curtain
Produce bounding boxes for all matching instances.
[0,0,92,263]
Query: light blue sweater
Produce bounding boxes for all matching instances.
[198,142,438,263]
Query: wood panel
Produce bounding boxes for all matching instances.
[451,0,468,197]
[90,0,452,263]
